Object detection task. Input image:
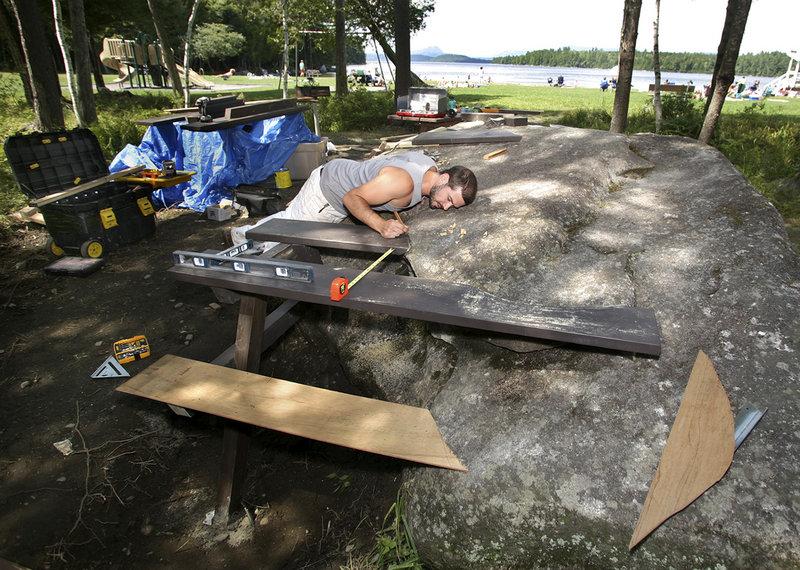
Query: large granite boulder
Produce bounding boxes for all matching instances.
[319,126,800,567]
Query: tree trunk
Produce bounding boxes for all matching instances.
[90,37,108,93]
[281,0,289,99]
[350,0,425,86]
[610,0,642,134]
[653,0,662,133]
[52,0,82,125]
[145,0,183,99]
[9,0,65,131]
[335,0,347,96]
[370,27,424,86]
[183,0,201,108]
[68,0,97,124]
[699,0,751,144]
[0,0,33,105]
[393,0,411,102]
[704,3,734,114]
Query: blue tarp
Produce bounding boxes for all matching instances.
[109,113,320,211]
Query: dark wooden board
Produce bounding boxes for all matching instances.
[136,112,198,126]
[180,106,310,132]
[169,261,661,355]
[224,98,298,119]
[412,128,523,145]
[246,218,411,254]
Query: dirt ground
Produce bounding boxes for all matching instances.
[0,141,410,569]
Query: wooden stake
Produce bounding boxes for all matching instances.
[482,148,508,160]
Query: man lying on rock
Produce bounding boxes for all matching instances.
[231,151,477,249]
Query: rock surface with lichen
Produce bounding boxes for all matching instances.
[320,125,800,567]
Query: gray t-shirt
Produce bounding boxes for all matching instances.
[319,152,435,215]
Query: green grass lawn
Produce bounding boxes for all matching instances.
[66,73,800,120]
[448,82,800,117]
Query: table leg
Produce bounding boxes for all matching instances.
[312,100,320,136]
[214,294,266,524]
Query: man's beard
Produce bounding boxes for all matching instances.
[428,183,447,209]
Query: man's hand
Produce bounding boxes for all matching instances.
[379,218,408,239]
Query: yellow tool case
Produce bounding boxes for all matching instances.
[4,128,156,258]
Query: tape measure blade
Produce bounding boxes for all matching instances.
[349,248,394,289]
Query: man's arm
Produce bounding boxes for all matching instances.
[342,166,413,238]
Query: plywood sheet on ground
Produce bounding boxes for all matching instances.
[117,354,466,471]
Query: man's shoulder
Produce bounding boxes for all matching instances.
[385,152,435,167]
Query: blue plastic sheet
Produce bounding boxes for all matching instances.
[109,113,319,211]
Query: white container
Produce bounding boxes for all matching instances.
[282,138,327,180]
[206,204,232,222]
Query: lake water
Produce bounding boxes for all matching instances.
[358,60,775,93]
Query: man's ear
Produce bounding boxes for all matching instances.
[438,172,450,186]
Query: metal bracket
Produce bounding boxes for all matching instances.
[734,403,767,450]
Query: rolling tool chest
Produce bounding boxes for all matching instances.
[4,128,156,258]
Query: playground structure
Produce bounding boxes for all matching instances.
[100,36,215,90]
[763,50,800,94]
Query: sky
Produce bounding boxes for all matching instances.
[410,0,800,58]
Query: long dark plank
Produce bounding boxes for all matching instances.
[180,106,309,132]
[136,112,197,126]
[412,128,522,146]
[246,218,411,254]
[169,261,661,355]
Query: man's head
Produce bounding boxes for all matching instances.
[428,166,477,210]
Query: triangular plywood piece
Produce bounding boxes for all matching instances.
[629,350,735,549]
[117,355,467,471]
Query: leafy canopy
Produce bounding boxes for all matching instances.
[192,23,246,65]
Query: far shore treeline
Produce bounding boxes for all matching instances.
[490,48,790,77]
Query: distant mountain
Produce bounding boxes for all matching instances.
[409,47,491,63]
[413,47,512,62]
[414,46,444,57]
[492,50,526,58]
[431,54,491,64]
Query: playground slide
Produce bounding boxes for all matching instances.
[175,64,216,88]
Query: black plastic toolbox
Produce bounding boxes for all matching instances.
[4,128,155,257]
